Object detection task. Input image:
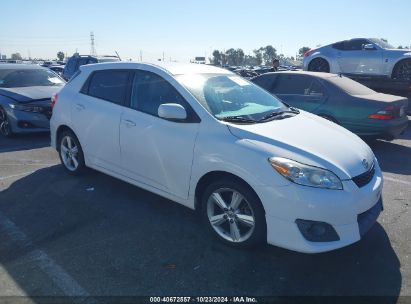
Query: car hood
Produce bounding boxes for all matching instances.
[227,111,375,179]
[0,86,61,103]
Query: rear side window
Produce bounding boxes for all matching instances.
[273,75,313,95]
[130,71,187,116]
[251,74,277,92]
[87,70,130,104]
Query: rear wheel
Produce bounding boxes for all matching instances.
[201,178,266,248]
[0,107,13,137]
[58,130,86,175]
[392,60,411,81]
[308,58,330,73]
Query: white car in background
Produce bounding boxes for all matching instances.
[303,38,411,81]
[50,62,383,253]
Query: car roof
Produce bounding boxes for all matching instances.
[79,61,233,76]
[0,64,47,70]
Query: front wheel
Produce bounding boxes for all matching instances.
[201,178,266,248]
[0,107,13,137]
[58,130,86,175]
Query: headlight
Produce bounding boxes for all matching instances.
[269,157,343,190]
[10,104,43,113]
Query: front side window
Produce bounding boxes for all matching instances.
[0,69,65,88]
[177,73,286,121]
[87,70,129,104]
[130,71,186,116]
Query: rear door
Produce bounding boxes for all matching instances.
[271,74,327,113]
[71,69,131,172]
[119,70,200,199]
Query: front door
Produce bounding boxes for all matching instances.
[120,70,200,199]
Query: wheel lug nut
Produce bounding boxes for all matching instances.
[230,219,234,223]
[223,214,228,219]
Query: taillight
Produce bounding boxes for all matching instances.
[51,93,58,109]
[368,105,395,120]
[304,49,313,57]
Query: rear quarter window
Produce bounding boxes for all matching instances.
[85,70,130,104]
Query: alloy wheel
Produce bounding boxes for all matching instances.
[206,188,255,243]
[395,61,411,81]
[60,135,80,171]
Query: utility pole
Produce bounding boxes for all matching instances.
[90,31,96,56]
[162,51,165,62]
[139,50,143,61]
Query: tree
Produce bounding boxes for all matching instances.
[225,48,237,66]
[11,53,22,60]
[261,45,277,65]
[253,49,263,66]
[298,46,311,57]
[57,51,65,61]
[211,50,222,65]
[236,48,245,66]
[398,46,404,49]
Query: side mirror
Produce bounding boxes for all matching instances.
[158,103,187,121]
[363,44,376,50]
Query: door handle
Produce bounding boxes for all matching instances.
[75,104,85,111]
[123,119,136,127]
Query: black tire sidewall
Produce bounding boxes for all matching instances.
[0,107,13,137]
[309,58,330,73]
[201,178,267,248]
[58,130,86,175]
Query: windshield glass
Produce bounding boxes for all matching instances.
[369,38,395,49]
[327,75,376,96]
[177,73,287,121]
[0,69,65,88]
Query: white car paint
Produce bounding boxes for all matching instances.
[50,62,383,253]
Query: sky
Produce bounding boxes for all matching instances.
[0,0,410,62]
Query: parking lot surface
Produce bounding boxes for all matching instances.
[0,122,410,302]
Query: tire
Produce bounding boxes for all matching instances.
[0,107,13,137]
[308,58,330,73]
[201,178,266,248]
[392,60,411,81]
[58,130,86,175]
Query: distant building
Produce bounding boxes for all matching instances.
[1,55,6,60]
[191,56,206,64]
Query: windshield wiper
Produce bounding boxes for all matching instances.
[258,107,300,122]
[219,116,258,124]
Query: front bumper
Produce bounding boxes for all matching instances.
[8,108,51,133]
[255,162,383,253]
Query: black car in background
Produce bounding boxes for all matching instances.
[62,53,120,81]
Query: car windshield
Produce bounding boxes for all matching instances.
[369,38,395,49]
[0,69,65,88]
[327,75,376,96]
[177,73,287,121]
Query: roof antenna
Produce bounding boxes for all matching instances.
[115,51,121,61]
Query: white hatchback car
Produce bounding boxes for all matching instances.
[50,62,383,253]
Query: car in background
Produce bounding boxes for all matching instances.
[252,71,408,140]
[51,62,383,253]
[49,65,64,76]
[62,53,120,81]
[0,64,65,137]
[303,38,411,81]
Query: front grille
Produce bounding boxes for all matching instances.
[352,164,375,188]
